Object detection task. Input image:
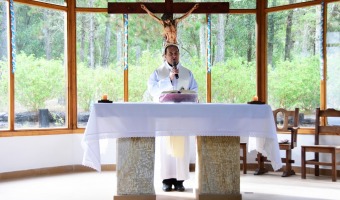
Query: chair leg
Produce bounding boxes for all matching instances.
[254,152,268,175]
[315,152,319,176]
[282,149,295,177]
[332,151,337,182]
[243,145,247,174]
[301,147,306,179]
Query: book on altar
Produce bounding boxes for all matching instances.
[159,90,198,158]
[159,90,198,103]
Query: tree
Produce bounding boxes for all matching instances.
[284,0,295,61]
[267,0,276,67]
[214,14,225,63]
[0,3,7,60]
[246,14,254,62]
[101,15,112,68]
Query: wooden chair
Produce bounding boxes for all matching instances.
[301,108,340,182]
[240,142,247,174]
[254,108,299,177]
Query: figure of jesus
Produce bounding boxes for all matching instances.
[141,4,199,45]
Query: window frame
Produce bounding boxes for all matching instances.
[1,0,338,136]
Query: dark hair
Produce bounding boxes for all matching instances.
[161,13,173,21]
[164,44,179,54]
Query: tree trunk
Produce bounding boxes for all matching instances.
[88,0,95,68]
[214,14,225,63]
[89,13,95,68]
[314,5,322,57]
[199,24,206,60]
[116,31,122,65]
[43,10,51,60]
[101,15,111,68]
[1,5,7,59]
[79,14,86,63]
[246,14,253,62]
[284,0,295,61]
[267,0,276,68]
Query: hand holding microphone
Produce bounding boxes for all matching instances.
[173,59,179,79]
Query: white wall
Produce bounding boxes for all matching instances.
[0,134,116,173]
[0,134,339,173]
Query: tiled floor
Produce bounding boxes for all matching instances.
[0,171,339,200]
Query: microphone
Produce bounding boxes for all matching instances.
[173,59,179,79]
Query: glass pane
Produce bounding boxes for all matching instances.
[326,2,340,111]
[177,13,206,103]
[176,0,255,9]
[267,6,321,128]
[211,14,256,103]
[268,0,314,7]
[33,0,66,6]
[0,1,8,130]
[77,0,107,8]
[108,0,164,2]
[14,4,67,129]
[76,13,123,127]
[127,14,163,102]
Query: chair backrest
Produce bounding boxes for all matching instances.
[315,108,340,145]
[273,108,299,148]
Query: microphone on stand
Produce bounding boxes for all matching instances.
[173,59,179,79]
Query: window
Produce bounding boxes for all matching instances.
[267,6,321,127]
[268,0,314,7]
[14,3,67,129]
[77,0,107,8]
[326,2,340,111]
[76,13,123,127]
[211,14,256,103]
[177,13,207,103]
[127,14,163,102]
[34,0,65,6]
[0,1,8,130]
[1,0,339,135]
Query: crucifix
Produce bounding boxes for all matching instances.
[108,0,229,45]
[108,0,229,102]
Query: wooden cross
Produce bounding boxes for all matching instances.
[108,0,229,102]
[108,0,229,14]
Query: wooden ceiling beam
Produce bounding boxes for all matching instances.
[108,2,229,14]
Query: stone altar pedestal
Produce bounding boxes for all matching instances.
[114,137,156,200]
[114,136,242,200]
[196,136,242,200]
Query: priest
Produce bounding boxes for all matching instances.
[147,43,198,192]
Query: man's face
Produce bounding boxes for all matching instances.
[165,46,179,66]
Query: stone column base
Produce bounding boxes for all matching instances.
[198,194,242,200]
[114,194,156,200]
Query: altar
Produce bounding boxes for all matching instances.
[82,102,281,200]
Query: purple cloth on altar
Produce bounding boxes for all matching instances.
[159,91,198,103]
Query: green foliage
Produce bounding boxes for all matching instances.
[15,53,65,111]
[77,63,97,111]
[268,56,320,111]
[211,57,256,103]
[180,55,207,103]
[77,62,124,111]
[0,59,9,110]
[15,4,65,60]
[129,50,162,102]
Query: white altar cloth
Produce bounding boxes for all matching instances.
[82,102,282,172]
